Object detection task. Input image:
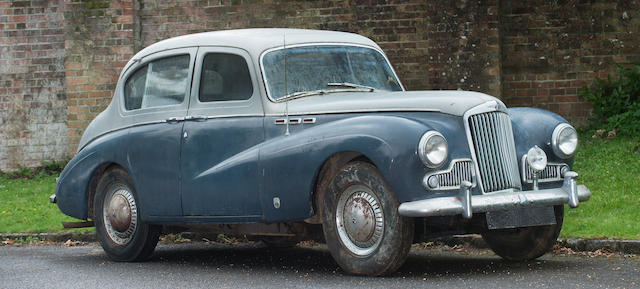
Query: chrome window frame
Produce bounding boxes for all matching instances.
[119,49,196,115]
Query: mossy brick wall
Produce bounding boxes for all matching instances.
[137,0,502,95]
[63,0,136,154]
[1,0,639,170]
[500,0,640,125]
[0,0,66,172]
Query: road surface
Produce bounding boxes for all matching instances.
[0,242,638,288]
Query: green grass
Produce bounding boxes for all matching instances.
[561,133,640,239]
[0,135,638,239]
[0,174,94,234]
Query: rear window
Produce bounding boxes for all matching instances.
[124,54,190,110]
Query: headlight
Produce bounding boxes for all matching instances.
[552,123,578,158]
[418,131,448,168]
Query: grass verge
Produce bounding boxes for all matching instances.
[0,173,94,234]
[561,133,640,239]
[0,135,638,239]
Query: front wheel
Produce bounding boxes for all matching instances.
[482,205,564,261]
[94,167,161,262]
[321,161,413,276]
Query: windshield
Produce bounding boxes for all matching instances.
[262,45,403,101]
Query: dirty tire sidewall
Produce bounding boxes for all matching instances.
[322,161,413,276]
[94,168,161,262]
[482,205,564,261]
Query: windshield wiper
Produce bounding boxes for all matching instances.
[277,90,328,102]
[276,83,377,102]
[327,82,377,92]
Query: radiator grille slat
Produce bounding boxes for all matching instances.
[425,160,473,190]
[469,111,521,193]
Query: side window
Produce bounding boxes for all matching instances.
[199,53,253,102]
[124,54,190,110]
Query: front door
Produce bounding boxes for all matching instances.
[180,47,264,216]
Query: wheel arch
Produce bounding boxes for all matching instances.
[307,151,376,224]
[86,162,130,219]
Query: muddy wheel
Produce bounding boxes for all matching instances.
[94,167,161,261]
[482,205,564,261]
[321,161,413,276]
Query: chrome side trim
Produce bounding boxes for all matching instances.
[398,171,590,218]
[264,108,440,118]
[274,117,316,125]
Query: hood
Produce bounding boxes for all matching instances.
[284,90,502,117]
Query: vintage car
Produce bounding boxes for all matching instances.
[52,28,590,276]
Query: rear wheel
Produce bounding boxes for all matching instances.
[482,205,564,261]
[321,161,413,276]
[94,167,161,261]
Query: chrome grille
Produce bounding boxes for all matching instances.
[522,156,567,183]
[424,159,473,190]
[468,111,521,193]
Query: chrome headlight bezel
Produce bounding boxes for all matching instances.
[418,131,448,168]
[551,123,578,159]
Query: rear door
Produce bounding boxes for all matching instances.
[123,48,197,217]
[180,47,265,217]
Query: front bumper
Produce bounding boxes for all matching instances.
[398,171,590,218]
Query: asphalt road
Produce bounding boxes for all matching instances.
[0,242,638,289]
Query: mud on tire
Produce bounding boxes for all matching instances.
[321,161,413,276]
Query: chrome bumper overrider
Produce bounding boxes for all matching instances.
[398,171,590,218]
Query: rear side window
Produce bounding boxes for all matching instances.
[199,53,253,102]
[124,54,190,110]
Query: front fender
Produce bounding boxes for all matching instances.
[509,107,574,166]
[260,114,431,222]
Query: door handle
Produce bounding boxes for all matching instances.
[185,115,207,122]
[166,117,185,123]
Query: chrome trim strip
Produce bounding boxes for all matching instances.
[259,43,405,102]
[78,120,166,152]
[399,172,590,217]
[263,108,440,117]
[79,114,266,151]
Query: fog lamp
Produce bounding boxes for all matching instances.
[527,145,547,172]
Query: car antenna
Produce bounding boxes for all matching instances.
[283,32,290,136]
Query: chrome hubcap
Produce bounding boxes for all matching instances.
[103,187,137,246]
[336,184,384,256]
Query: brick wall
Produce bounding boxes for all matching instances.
[63,0,136,154]
[0,0,66,172]
[136,0,501,95]
[501,0,640,125]
[1,0,639,170]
